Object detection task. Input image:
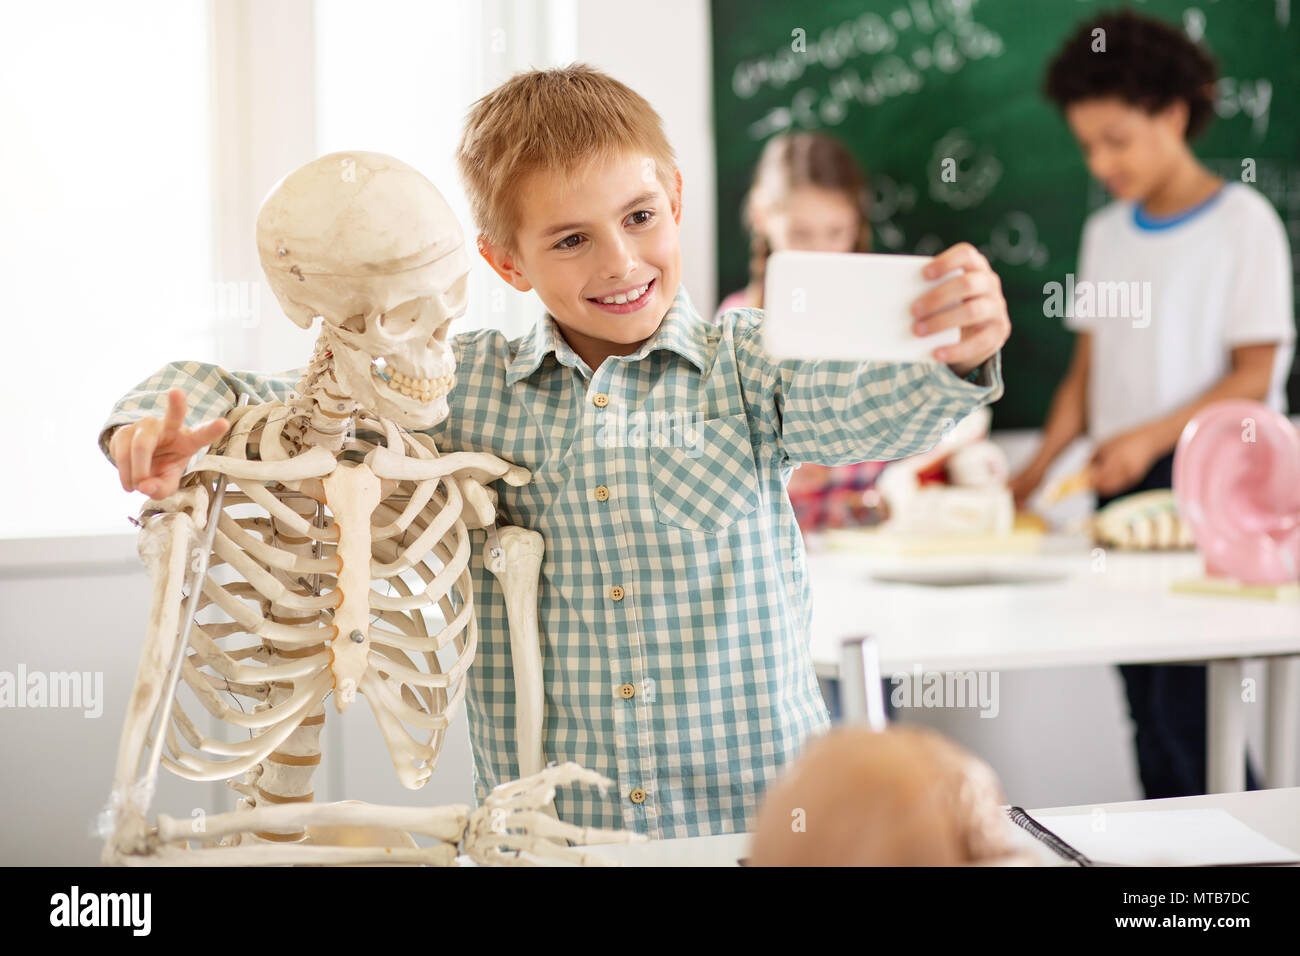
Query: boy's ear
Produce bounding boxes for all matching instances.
[672,168,683,226]
[476,235,533,293]
[1157,99,1190,139]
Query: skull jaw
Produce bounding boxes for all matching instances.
[323,326,453,431]
[330,348,452,429]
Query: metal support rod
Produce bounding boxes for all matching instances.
[1207,658,1247,793]
[1265,656,1300,788]
[839,635,887,731]
[138,394,249,800]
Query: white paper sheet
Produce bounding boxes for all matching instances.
[1030,808,1300,866]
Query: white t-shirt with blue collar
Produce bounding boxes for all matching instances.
[1066,181,1295,446]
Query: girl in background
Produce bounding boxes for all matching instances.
[717,132,884,532]
[717,131,870,313]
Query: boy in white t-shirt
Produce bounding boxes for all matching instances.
[1013,11,1296,798]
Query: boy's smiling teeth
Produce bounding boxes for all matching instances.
[594,281,651,304]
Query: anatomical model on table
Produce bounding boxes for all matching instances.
[874,406,1017,536]
[1042,400,1300,562]
[99,152,645,866]
[748,725,1031,866]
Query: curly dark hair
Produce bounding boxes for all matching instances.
[1044,9,1219,140]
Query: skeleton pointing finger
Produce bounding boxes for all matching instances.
[100,151,645,865]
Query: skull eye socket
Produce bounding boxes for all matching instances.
[378,298,422,331]
[444,274,469,313]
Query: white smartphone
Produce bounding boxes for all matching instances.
[761,250,962,362]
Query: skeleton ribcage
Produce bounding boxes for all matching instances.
[158,403,476,793]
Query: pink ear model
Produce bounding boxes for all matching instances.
[1173,400,1300,586]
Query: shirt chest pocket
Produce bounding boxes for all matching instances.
[647,412,761,534]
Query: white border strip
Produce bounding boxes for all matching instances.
[0,534,143,579]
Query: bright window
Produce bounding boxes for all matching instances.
[0,0,576,540]
[0,1,213,538]
[314,0,574,341]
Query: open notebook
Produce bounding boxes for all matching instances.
[1008,807,1300,867]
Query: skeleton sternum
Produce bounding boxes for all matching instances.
[322,462,382,712]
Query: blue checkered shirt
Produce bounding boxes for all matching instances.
[99,285,1003,839]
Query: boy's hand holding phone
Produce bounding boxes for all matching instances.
[109,388,230,500]
[763,243,1011,378]
[908,243,1011,378]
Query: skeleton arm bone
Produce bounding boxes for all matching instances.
[485,526,547,780]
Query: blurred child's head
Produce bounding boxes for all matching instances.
[1044,9,1218,204]
[457,64,682,351]
[743,132,870,304]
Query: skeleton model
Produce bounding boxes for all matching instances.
[99,152,645,866]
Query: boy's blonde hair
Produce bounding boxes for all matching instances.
[456,64,678,250]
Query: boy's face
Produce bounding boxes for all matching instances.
[481,151,683,362]
[1064,97,1191,203]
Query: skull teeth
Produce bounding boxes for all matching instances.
[370,365,453,403]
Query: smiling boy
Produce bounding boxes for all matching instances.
[102,64,1009,838]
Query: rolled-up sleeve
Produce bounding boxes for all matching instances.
[97,334,471,466]
[731,308,1004,467]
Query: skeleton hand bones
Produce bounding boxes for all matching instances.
[462,762,649,866]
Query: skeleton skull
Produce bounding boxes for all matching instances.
[256,151,469,429]
[749,726,1019,866]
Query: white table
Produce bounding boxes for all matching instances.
[576,786,1300,866]
[801,532,1300,794]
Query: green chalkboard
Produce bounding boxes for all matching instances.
[710,0,1300,428]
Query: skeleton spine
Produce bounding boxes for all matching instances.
[289,334,359,453]
[232,486,332,845]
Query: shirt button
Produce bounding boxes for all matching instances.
[629,788,646,804]
[592,392,609,408]
[619,682,636,699]
[594,485,610,502]
[609,585,625,601]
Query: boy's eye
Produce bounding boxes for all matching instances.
[554,234,584,251]
[627,209,655,226]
